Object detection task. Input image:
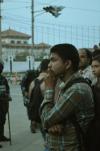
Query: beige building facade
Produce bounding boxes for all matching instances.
[1,28,51,61]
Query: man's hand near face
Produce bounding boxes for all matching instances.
[44,69,57,89]
[48,124,63,135]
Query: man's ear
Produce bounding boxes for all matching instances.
[65,60,72,70]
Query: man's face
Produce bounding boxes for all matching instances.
[91,60,100,77]
[48,53,66,77]
[79,51,90,69]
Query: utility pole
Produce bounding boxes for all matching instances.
[0,0,3,60]
[31,0,34,57]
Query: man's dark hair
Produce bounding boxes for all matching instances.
[21,69,38,93]
[92,49,100,62]
[85,48,92,64]
[39,59,50,72]
[92,48,100,57]
[50,43,79,72]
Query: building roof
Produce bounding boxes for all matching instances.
[2,42,51,49]
[34,42,51,49]
[1,28,31,39]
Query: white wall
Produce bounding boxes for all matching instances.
[3,60,41,72]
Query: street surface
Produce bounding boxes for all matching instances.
[1,83,44,151]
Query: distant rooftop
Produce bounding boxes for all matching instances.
[1,28,31,39]
[34,42,51,49]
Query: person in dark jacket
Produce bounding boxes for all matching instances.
[28,59,50,135]
[21,69,38,107]
[0,144,2,148]
[90,49,100,151]
[20,69,39,133]
[0,60,11,145]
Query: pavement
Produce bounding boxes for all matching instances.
[1,83,44,151]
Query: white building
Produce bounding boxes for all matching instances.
[1,28,51,61]
[1,28,31,61]
[1,28,51,72]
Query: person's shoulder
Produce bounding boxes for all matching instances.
[29,78,41,89]
[30,80,35,87]
[65,76,91,92]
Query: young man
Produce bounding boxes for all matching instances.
[0,61,10,145]
[78,48,95,83]
[90,50,100,151]
[40,44,94,151]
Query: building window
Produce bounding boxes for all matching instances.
[24,41,28,44]
[17,41,21,44]
[11,40,15,44]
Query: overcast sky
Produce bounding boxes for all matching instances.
[1,0,100,48]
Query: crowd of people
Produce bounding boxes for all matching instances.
[0,43,100,151]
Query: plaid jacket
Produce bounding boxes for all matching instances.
[40,72,94,151]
